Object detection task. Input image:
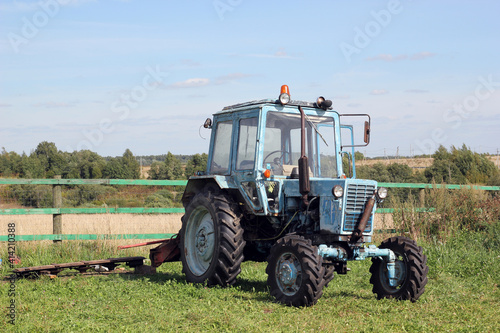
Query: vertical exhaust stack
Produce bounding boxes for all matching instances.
[298,106,310,207]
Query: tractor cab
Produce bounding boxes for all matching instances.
[200,86,375,223]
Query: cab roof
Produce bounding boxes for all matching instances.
[218,99,332,114]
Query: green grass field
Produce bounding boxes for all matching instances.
[1,231,499,332]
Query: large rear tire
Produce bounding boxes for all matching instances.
[266,235,325,307]
[180,189,245,286]
[369,236,428,301]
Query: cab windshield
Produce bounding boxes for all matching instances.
[263,111,337,178]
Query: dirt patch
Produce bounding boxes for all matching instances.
[357,156,500,170]
[356,157,434,169]
[373,213,394,230]
[488,155,500,168]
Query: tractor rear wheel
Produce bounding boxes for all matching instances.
[266,235,325,307]
[180,189,245,286]
[369,236,428,301]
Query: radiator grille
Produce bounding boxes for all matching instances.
[343,184,376,232]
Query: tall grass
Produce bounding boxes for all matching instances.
[389,186,500,242]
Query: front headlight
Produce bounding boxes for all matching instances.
[376,187,388,200]
[332,185,344,199]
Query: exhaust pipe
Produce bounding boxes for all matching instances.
[350,192,376,243]
[298,106,310,207]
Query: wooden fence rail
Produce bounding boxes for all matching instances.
[1,179,498,242]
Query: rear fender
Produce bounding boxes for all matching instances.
[181,175,237,206]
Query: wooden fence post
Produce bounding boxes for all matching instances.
[419,189,425,207]
[53,175,62,242]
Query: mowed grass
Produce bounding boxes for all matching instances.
[1,233,499,332]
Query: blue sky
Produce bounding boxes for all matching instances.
[1,0,499,157]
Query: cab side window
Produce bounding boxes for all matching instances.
[211,120,233,174]
[236,117,258,170]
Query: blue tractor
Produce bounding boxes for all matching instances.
[178,86,428,306]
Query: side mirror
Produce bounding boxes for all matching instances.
[364,121,370,144]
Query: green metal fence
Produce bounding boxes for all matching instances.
[1,179,498,241]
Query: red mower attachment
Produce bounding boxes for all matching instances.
[118,235,180,267]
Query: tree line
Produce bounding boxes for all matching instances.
[1,142,498,185]
[1,142,498,209]
[355,144,499,186]
[0,141,208,180]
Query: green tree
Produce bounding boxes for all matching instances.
[0,148,22,177]
[148,152,183,180]
[122,149,140,179]
[354,151,365,162]
[34,141,66,177]
[68,150,106,179]
[103,158,128,179]
[386,163,415,183]
[184,153,208,178]
[102,149,140,179]
[356,163,391,182]
[148,161,166,180]
[425,144,498,184]
[20,153,45,178]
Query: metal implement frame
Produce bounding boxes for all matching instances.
[13,256,145,278]
[318,244,398,287]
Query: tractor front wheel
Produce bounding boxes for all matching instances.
[180,189,245,286]
[266,235,325,307]
[369,236,428,301]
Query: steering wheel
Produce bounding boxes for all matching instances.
[263,150,287,174]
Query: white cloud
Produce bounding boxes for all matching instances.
[405,89,429,93]
[214,73,252,85]
[0,0,95,12]
[366,52,436,62]
[366,54,407,62]
[370,89,389,95]
[169,78,210,89]
[410,52,436,60]
[32,101,75,108]
[243,53,292,59]
[229,48,297,59]
[180,59,201,68]
[167,73,252,88]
